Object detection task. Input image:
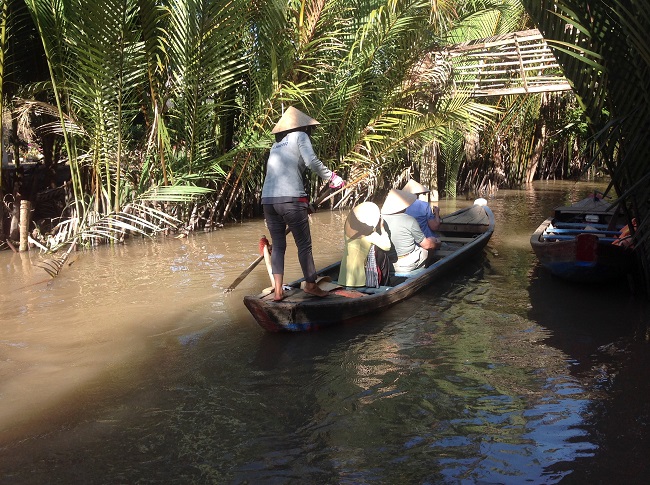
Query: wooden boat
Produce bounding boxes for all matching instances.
[244,202,495,332]
[529,193,636,283]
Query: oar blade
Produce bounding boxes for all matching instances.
[223,254,265,293]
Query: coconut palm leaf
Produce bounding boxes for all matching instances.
[164,0,250,174]
[138,184,214,203]
[15,98,85,137]
[34,200,182,276]
[35,256,67,278]
[61,0,145,212]
[446,0,525,43]
[137,0,172,185]
[32,182,212,278]
[319,1,507,189]
[34,241,78,277]
[24,0,85,206]
[608,1,650,66]
[40,201,180,251]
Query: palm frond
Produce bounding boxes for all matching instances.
[34,255,67,277]
[165,0,250,173]
[34,241,77,277]
[138,184,214,203]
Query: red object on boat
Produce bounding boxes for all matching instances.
[259,235,271,255]
[575,233,598,262]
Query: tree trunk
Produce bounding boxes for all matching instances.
[525,120,546,183]
[419,143,438,195]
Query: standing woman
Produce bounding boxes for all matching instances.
[262,106,345,301]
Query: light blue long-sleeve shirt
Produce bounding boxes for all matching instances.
[261,131,332,203]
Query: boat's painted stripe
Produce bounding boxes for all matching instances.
[542,235,618,243]
[544,228,621,235]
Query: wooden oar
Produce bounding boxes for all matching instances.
[223,228,293,293]
[223,173,370,293]
[261,236,274,287]
[224,253,266,293]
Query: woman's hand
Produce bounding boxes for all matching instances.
[329,172,345,189]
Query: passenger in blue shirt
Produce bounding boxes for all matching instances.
[402,179,441,239]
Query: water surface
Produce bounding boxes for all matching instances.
[1,180,648,484]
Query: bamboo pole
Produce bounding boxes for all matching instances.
[19,199,30,252]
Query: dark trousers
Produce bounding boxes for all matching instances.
[263,201,317,283]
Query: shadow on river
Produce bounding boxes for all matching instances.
[0,180,648,484]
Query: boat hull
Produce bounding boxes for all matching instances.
[244,204,495,332]
[530,217,635,283]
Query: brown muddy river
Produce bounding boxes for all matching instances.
[1,180,649,484]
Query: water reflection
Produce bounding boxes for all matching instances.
[0,181,648,484]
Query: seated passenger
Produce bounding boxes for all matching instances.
[381,189,439,273]
[339,202,392,288]
[402,179,440,238]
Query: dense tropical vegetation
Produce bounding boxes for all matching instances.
[3,0,647,292]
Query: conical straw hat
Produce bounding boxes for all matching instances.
[402,179,430,195]
[271,106,320,134]
[381,189,417,215]
[344,202,381,238]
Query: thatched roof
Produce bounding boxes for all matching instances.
[445,29,573,97]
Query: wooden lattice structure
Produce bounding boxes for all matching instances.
[446,29,572,97]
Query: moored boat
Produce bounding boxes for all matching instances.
[244,202,495,332]
[530,193,636,282]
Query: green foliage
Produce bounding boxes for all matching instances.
[233,0,513,204]
[4,0,535,235]
[440,128,464,197]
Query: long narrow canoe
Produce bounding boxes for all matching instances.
[529,194,635,282]
[244,202,495,332]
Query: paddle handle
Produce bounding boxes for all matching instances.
[262,241,274,287]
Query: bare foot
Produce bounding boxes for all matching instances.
[303,282,329,298]
[272,275,285,302]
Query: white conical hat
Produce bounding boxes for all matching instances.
[402,179,430,195]
[344,202,381,238]
[381,189,417,215]
[271,106,320,134]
